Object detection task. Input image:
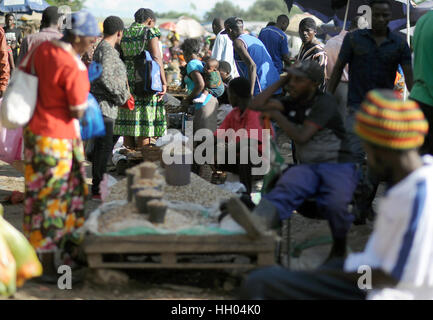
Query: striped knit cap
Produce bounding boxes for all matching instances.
[355,90,429,150]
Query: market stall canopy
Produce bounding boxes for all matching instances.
[175,16,207,38]
[0,0,49,13]
[286,13,323,35]
[20,11,42,21]
[159,21,177,31]
[284,0,428,30]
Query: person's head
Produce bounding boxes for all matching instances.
[205,58,219,74]
[369,0,392,32]
[276,15,290,32]
[41,6,61,29]
[103,16,124,45]
[355,90,428,183]
[134,8,156,28]
[218,61,232,82]
[63,11,100,56]
[180,38,201,62]
[228,77,252,108]
[299,17,317,44]
[212,18,224,35]
[5,13,15,28]
[286,60,323,101]
[266,21,276,27]
[224,17,244,41]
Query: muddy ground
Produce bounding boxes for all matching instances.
[0,132,375,300]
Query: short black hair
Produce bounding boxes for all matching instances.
[180,38,201,55]
[5,13,15,20]
[134,8,156,23]
[266,21,276,27]
[369,0,391,7]
[103,16,124,36]
[41,6,60,26]
[299,17,317,31]
[228,77,251,99]
[218,61,231,74]
[224,17,244,30]
[277,15,289,24]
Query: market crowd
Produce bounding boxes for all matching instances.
[0,0,432,299]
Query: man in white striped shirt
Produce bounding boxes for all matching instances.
[240,89,433,300]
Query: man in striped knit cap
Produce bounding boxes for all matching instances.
[239,89,433,300]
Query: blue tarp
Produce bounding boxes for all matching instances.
[0,0,49,13]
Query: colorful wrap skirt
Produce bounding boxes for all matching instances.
[23,128,88,253]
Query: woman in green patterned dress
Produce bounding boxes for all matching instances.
[114,8,167,149]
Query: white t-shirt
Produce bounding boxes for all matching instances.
[211,30,239,78]
[344,155,433,300]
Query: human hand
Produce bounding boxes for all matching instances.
[156,84,167,102]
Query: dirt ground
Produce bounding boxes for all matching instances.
[0,132,376,300]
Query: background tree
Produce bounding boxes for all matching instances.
[204,0,245,22]
[46,0,85,11]
[156,11,201,22]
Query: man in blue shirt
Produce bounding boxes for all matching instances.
[258,15,291,74]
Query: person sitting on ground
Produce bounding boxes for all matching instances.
[213,77,273,196]
[227,60,358,261]
[240,90,433,300]
[193,58,225,104]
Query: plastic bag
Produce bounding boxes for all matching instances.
[80,93,106,140]
[0,125,23,164]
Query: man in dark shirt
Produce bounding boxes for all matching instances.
[4,13,22,65]
[328,0,414,224]
[227,60,358,261]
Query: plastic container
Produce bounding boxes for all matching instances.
[135,189,163,213]
[164,150,192,186]
[148,200,168,223]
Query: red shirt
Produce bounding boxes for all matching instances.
[24,41,90,139]
[214,107,274,153]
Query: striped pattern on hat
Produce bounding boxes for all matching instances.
[355,90,429,150]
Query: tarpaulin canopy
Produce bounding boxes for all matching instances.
[0,0,49,13]
[284,0,431,30]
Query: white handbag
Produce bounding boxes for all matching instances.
[0,48,38,129]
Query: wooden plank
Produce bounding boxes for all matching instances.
[257,253,275,267]
[84,242,274,254]
[87,254,103,268]
[84,235,276,254]
[86,262,257,270]
[162,253,177,264]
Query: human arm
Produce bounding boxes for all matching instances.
[401,64,413,92]
[211,34,225,61]
[327,34,352,94]
[0,31,10,97]
[233,38,257,96]
[62,65,90,119]
[93,46,130,106]
[17,36,28,65]
[181,69,205,109]
[148,36,167,101]
[263,108,319,144]
[249,74,290,111]
[327,59,345,94]
[399,42,414,92]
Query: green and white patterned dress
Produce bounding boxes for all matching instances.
[114,23,167,137]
